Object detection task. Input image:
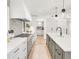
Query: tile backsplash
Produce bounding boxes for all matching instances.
[10,19,23,36]
[46,17,71,35]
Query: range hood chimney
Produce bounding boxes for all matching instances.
[10,0,32,21]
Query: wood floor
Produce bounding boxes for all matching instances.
[28,36,52,59]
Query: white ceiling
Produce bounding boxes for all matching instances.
[8,0,71,18]
[24,0,71,17]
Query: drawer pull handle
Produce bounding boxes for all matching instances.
[14,48,19,53]
[56,49,61,55]
[57,52,61,55]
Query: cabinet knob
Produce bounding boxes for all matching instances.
[57,52,61,55]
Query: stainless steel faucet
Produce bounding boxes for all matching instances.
[56,27,62,36]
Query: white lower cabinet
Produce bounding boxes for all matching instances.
[20,41,27,59]
[7,38,27,59]
[8,47,21,59]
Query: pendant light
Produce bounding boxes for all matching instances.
[55,0,58,17]
[55,7,58,17]
[61,0,66,13]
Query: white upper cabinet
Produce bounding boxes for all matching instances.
[10,0,32,21]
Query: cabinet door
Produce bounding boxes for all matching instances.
[19,40,27,59]
[46,34,50,47]
[63,52,71,59]
[27,37,32,56]
[7,51,13,59]
[32,34,37,45]
[50,39,56,59]
[48,41,51,54]
[10,47,20,59]
[46,34,49,45]
[31,35,35,45]
[22,53,27,59]
[21,40,27,53]
[12,53,20,59]
[21,47,27,59]
[55,45,63,59]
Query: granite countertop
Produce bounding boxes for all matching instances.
[7,37,27,54]
[47,33,71,52]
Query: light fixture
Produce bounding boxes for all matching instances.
[55,7,58,17]
[61,0,66,13]
[55,14,58,17]
[54,0,59,18]
[62,8,65,12]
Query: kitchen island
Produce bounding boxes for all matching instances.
[7,33,37,59]
[46,33,71,59]
[7,37,27,59]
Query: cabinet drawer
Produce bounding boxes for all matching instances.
[8,48,20,59]
[16,43,27,59]
[13,48,20,54]
[19,41,27,54]
[49,39,56,59]
[32,35,36,44]
[12,53,21,59]
[55,45,63,55]
[55,45,63,59]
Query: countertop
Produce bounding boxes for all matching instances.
[14,33,31,37]
[47,33,71,52]
[7,37,27,54]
